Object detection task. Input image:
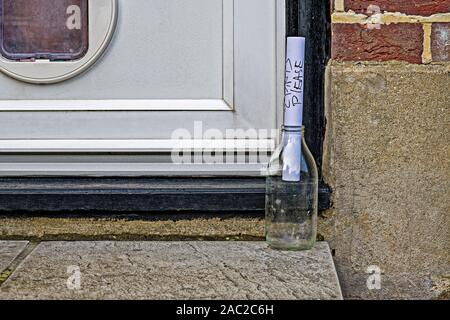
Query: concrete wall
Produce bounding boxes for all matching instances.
[321,62,450,299]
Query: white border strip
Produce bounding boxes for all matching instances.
[0,99,233,111]
[0,163,266,176]
[0,139,276,153]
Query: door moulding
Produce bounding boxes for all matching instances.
[0,138,275,176]
[0,99,233,111]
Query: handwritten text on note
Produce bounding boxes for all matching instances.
[283,37,305,127]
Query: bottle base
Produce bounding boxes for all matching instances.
[266,237,316,251]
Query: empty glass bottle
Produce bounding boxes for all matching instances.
[265,126,318,250]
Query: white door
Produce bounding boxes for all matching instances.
[0,0,285,176]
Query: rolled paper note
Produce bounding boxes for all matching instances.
[282,37,306,182]
[284,37,305,128]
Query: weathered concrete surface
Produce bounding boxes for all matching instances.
[0,215,264,241]
[0,241,342,300]
[0,241,28,274]
[321,62,450,299]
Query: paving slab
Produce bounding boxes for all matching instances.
[0,241,28,274]
[0,241,342,300]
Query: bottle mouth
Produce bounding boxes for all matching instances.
[282,125,305,133]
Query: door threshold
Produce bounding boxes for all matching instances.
[0,177,332,212]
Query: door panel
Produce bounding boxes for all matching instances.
[0,0,285,175]
[1,0,224,101]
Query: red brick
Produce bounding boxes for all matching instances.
[345,0,450,16]
[332,23,424,64]
[431,23,450,61]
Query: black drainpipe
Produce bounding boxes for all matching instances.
[287,0,332,208]
[287,0,331,178]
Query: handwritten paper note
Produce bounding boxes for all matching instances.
[282,37,306,182]
[284,37,305,127]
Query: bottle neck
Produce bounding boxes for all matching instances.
[282,125,305,134]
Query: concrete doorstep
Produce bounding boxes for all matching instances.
[0,241,342,300]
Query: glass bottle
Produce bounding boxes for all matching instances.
[265,126,319,250]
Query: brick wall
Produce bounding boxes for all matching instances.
[331,0,450,63]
